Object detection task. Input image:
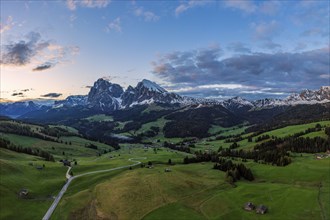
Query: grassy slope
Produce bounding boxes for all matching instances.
[0,148,67,220]
[1,120,329,220]
[49,125,80,135]
[195,120,330,151]
[84,114,113,122]
[0,133,113,159]
[51,149,330,220]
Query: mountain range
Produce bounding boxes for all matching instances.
[0,78,329,118]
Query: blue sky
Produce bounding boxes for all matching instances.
[0,0,329,101]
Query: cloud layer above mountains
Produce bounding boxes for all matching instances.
[152,46,329,99]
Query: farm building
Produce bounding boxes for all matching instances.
[244,202,255,211]
[256,205,268,214]
[19,189,29,197]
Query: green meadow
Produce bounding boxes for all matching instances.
[0,120,329,220]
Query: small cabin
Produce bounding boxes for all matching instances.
[62,160,71,166]
[244,202,255,211]
[19,189,29,197]
[256,205,268,214]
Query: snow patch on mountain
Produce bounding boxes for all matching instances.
[139,79,167,93]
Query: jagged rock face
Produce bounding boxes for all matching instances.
[1,77,329,118]
[54,95,87,107]
[121,79,183,107]
[253,98,285,108]
[285,86,330,104]
[87,78,124,111]
[221,96,254,113]
[120,85,136,107]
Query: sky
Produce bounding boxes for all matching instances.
[0,0,329,102]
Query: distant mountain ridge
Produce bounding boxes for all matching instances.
[0,78,329,118]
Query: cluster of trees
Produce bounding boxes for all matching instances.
[0,138,55,161]
[164,106,242,138]
[246,104,330,133]
[40,126,77,138]
[255,134,270,142]
[85,143,98,150]
[282,136,329,153]
[229,142,240,149]
[213,158,254,182]
[223,135,244,143]
[163,141,191,153]
[183,151,219,164]
[164,120,210,138]
[140,126,160,138]
[325,127,330,136]
[216,128,329,167]
[0,122,59,143]
[218,147,292,166]
[182,152,254,183]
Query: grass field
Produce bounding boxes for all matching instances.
[1,120,329,220]
[0,133,113,159]
[84,114,113,122]
[0,148,67,220]
[51,150,330,220]
[194,120,330,152]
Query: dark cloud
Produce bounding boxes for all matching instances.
[262,40,281,50]
[1,31,79,71]
[12,92,24,97]
[227,42,251,53]
[32,62,54,71]
[1,32,49,66]
[152,46,329,99]
[40,93,62,98]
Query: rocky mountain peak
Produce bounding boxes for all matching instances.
[87,78,124,111]
[136,79,167,93]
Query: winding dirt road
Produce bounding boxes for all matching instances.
[42,157,146,220]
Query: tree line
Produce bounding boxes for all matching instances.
[182,151,254,183]
[213,158,254,182]
[0,138,55,161]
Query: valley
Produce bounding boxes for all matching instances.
[1,79,329,220]
[1,1,329,220]
[0,112,329,219]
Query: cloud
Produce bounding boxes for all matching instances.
[0,32,47,66]
[32,62,54,71]
[250,20,282,50]
[12,92,24,97]
[301,28,328,37]
[40,93,62,98]
[0,16,14,34]
[294,1,329,26]
[294,42,307,51]
[227,42,251,53]
[0,31,79,70]
[175,0,212,16]
[151,46,329,99]
[106,17,121,33]
[262,40,281,50]
[224,0,256,13]
[251,20,279,40]
[66,0,110,10]
[133,6,159,22]
[259,1,281,15]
